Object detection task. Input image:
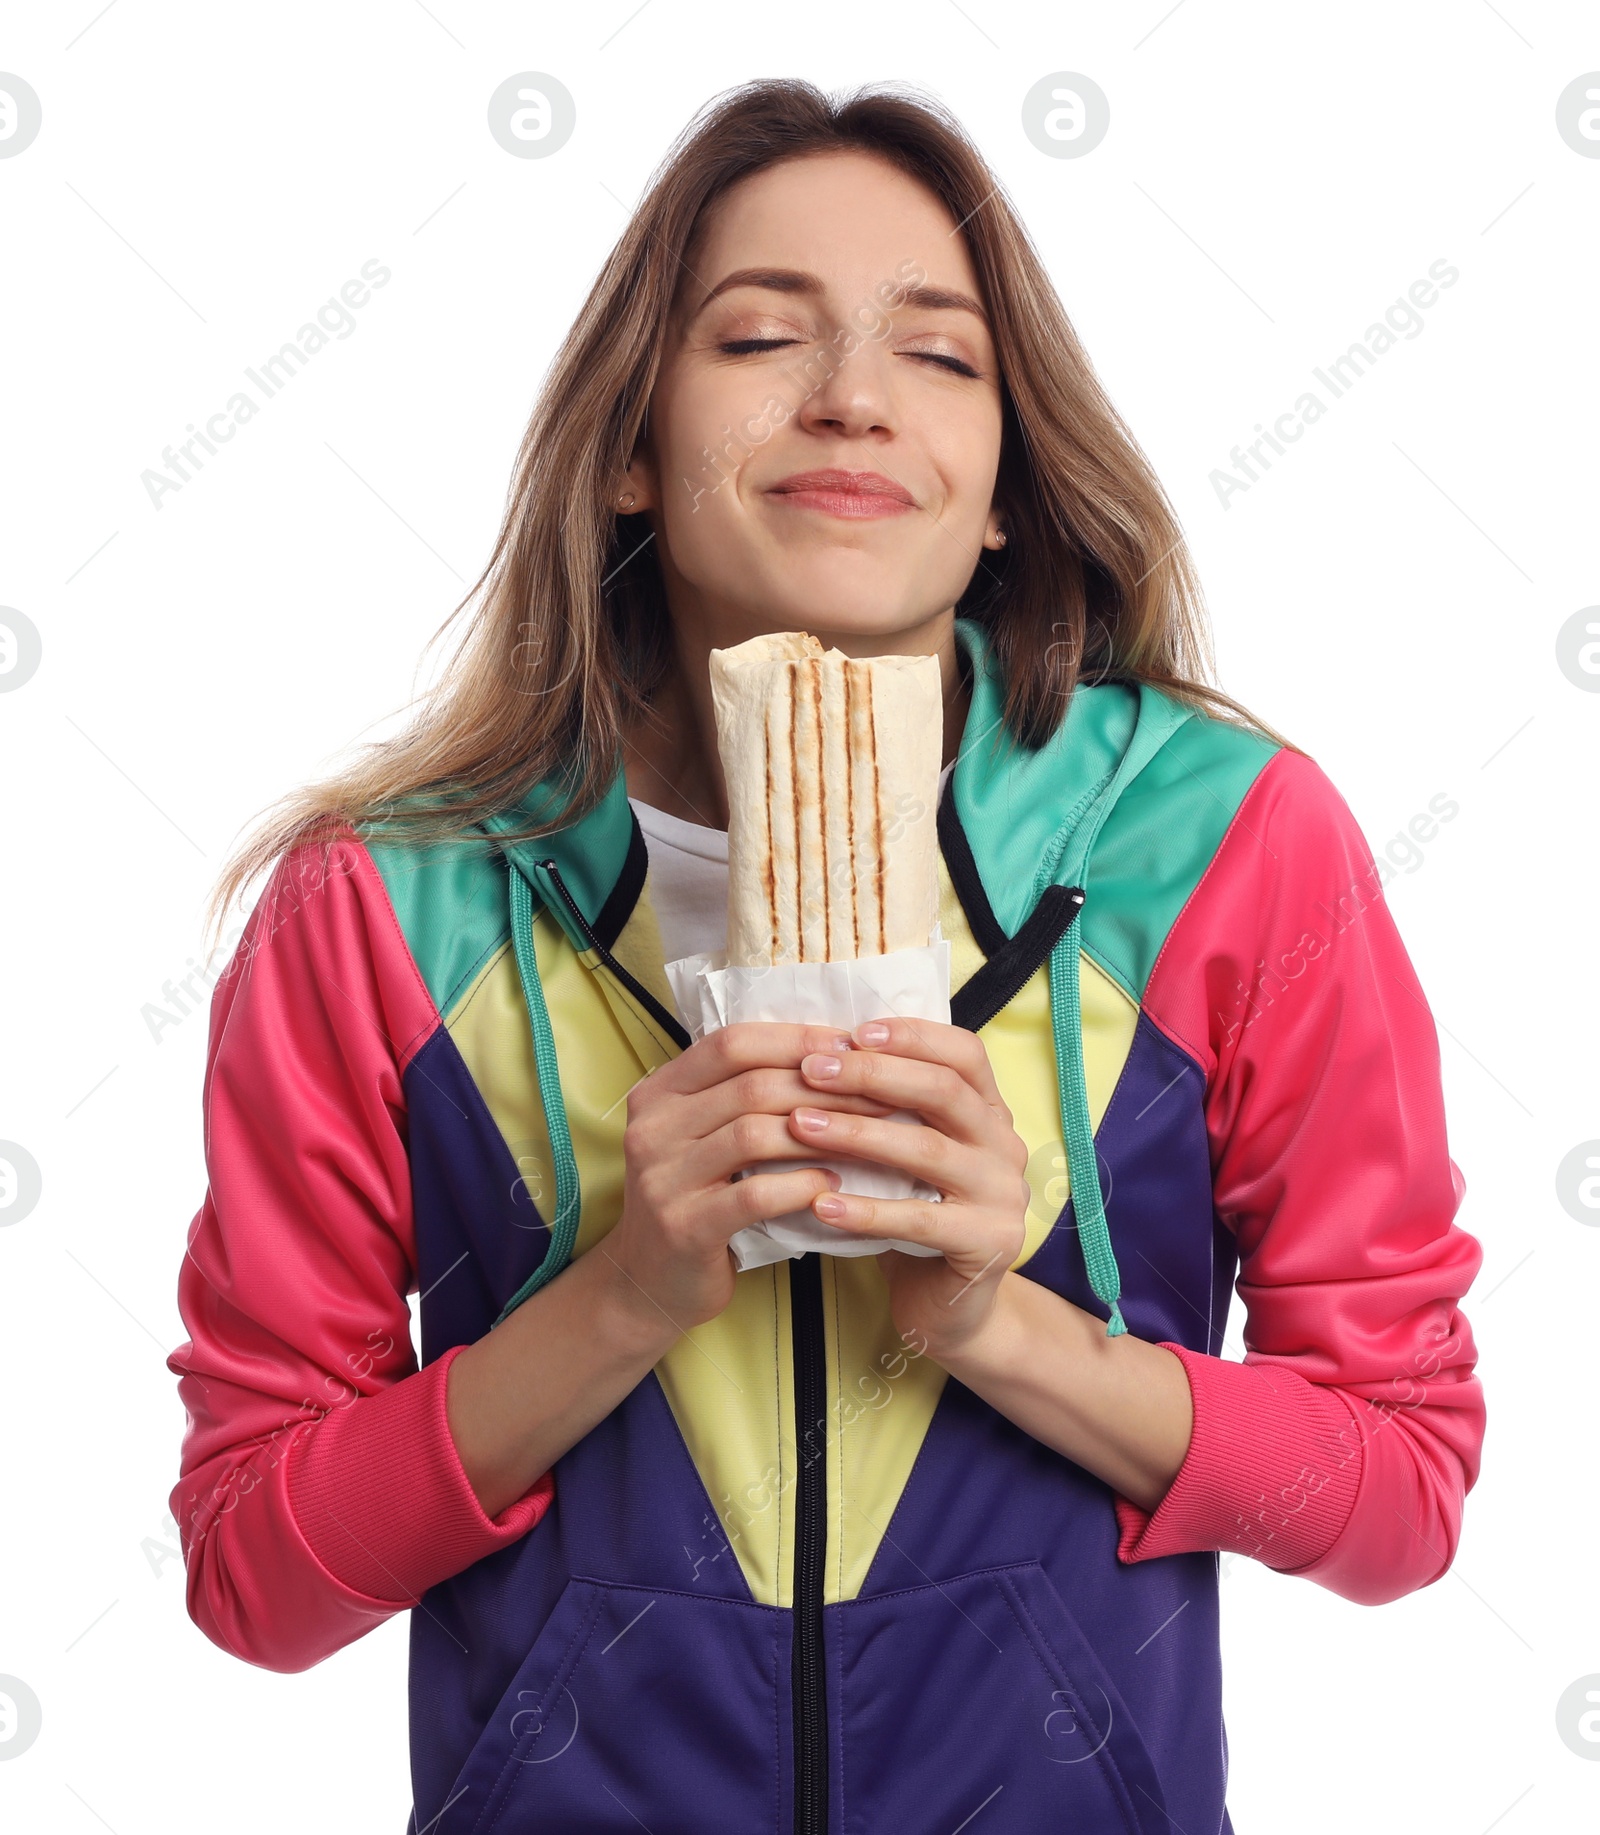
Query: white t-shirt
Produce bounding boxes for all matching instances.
[630,760,956,968]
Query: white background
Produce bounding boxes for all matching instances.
[2,2,1597,1830]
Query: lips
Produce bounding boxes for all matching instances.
[766,469,917,519]
[769,469,915,503]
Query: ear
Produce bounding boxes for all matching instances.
[614,459,655,515]
[615,410,659,514]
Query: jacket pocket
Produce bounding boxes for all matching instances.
[832,1559,1170,1835]
[436,1575,786,1835]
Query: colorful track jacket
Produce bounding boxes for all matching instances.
[170,614,1486,1834]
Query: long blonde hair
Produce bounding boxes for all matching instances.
[201,76,1296,958]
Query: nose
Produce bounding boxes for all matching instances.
[792,332,895,445]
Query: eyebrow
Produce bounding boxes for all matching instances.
[688,266,989,326]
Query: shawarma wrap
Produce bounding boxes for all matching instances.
[708,631,944,968]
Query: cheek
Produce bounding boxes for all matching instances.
[928,403,1004,520]
[649,372,768,541]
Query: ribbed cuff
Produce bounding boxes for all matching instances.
[285,1344,554,1604]
[1113,1342,1365,1572]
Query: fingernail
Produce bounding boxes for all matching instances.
[814,1195,846,1218]
[854,1022,890,1046]
[803,1054,841,1080]
[826,1035,853,1054]
[793,1108,830,1131]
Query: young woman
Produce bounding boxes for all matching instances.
[169,79,1486,1835]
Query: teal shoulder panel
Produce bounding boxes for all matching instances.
[483,761,636,952]
[355,750,637,1016]
[1084,698,1278,1000]
[950,619,1138,937]
[950,617,1280,1002]
[357,824,512,1020]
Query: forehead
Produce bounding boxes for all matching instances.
[684,150,983,307]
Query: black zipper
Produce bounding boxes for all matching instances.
[535,857,691,1051]
[938,773,1094,1034]
[948,884,1087,1035]
[790,1249,829,1835]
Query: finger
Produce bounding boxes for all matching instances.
[653,1022,867,1098]
[808,1188,993,1265]
[787,1107,984,1202]
[705,1163,841,1242]
[682,1064,900,1141]
[684,1109,861,1191]
[797,1045,994,1148]
[847,1015,1007,1114]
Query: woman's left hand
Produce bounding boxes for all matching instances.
[788,1015,1031,1360]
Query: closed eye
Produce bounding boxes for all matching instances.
[717,337,979,378]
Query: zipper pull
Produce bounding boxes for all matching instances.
[535,856,690,1052]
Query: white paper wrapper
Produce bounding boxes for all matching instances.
[662,934,952,1271]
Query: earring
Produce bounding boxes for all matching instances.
[617,490,637,510]
[993,528,1007,548]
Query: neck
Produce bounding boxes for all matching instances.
[622,611,972,831]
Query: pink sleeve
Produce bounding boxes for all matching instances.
[1112,748,1486,1605]
[168,832,553,1673]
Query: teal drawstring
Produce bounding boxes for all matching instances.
[1048,917,1127,1337]
[494,863,582,1326]
[1036,762,1144,1341]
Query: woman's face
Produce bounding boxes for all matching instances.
[627,149,1006,646]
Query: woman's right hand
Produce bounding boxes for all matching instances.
[599,1021,900,1337]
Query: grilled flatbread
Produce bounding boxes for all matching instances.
[708,632,943,967]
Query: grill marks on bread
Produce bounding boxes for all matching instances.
[708,630,941,968]
[843,664,858,959]
[813,660,831,960]
[761,702,777,963]
[867,669,884,956]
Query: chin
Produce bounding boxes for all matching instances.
[763,602,926,644]
[755,568,946,640]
